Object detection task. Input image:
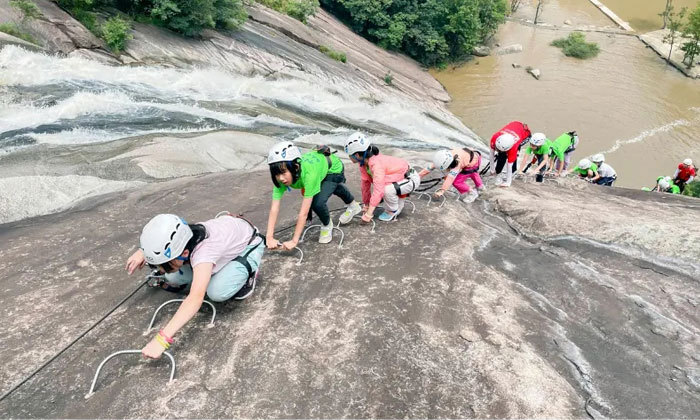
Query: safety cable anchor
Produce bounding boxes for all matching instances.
[146,299,216,333]
[85,350,175,399]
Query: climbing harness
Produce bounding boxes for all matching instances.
[146,299,216,333]
[85,350,175,399]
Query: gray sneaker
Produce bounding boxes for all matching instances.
[339,202,362,224]
[460,190,478,203]
[319,222,333,244]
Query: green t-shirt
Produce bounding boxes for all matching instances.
[549,133,573,161]
[526,140,552,156]
[572,162,598,176]
[272,151,343,200]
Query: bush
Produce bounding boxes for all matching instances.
[10,0,42,22]
[551,32,600,59]
[72,8,99,34]
[285,0,319,23]
[682,180,700,197]
[145,0,246,35]
[319,44,347,62]
[0,22,39,44]
[257,0,318,24]
[384,71,393,85]
[320,0,506,66]
[102,16,132,52]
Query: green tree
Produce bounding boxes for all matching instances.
[662,5,686,63]
[681,3,700,69]
[320,0,506,66]
[659,0,672,29]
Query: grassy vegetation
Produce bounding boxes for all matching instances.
[10,0,42,22]
[319,45,346,62]
[551,32,600,59]
[682,180,700,198]
[0,22,39,44]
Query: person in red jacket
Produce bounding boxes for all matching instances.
[489,121,531,187]
[673,158,696,193]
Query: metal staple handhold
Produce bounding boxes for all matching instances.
[350,214,376,233]
[147,299,216,332]
[417,192,432,204]
[300,224,345,247]
[85,350,175,399]
[405,199,416,214]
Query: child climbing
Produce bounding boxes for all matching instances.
[590,154,617,186]
[516,132,549,182]
[673,158,696,193]
[418,147,484,202]
[489,121,532,187]
[265,142,361,249]
[344,132,421,222]
[566,158,599,182]
[125,213,265,359]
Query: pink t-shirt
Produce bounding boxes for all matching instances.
[360,154,410,207]
[190,217,257,273]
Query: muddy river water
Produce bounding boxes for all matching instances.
[433,0,700,188]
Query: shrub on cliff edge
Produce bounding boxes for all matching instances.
[682,180,700,198]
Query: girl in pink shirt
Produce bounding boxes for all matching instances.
[343,133,421,222]
[419,148,484,203]
[124,213,264,360]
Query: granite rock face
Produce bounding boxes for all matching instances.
[0,168,698,418]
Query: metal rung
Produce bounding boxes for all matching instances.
[214,211,230,218]
[417,192,432,204]
[438,195,448,208]
[147,299,216,332]
[300,224,345,247]
[350,214,376,233]
[85,350,175,399]
[404,199,416,214]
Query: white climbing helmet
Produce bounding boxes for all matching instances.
[578,158,592,170]
[591,153,605,164]
[683,158,693,166]
[495,133,516,152]
[140,214,193,265]
[658,177,671,191]
[432,149,454,171]
[345,132,370,155]
[267,141,302,164]
[530,132,547,147]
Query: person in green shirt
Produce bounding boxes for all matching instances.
[550,131,579,172]
[566,158,598,181]
[655,176,681,194]
[265,142,362,249]
[517,132,550,182]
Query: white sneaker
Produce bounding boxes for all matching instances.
[339,201,362,224]
[461,190,478,203]
[319,222,333,244]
